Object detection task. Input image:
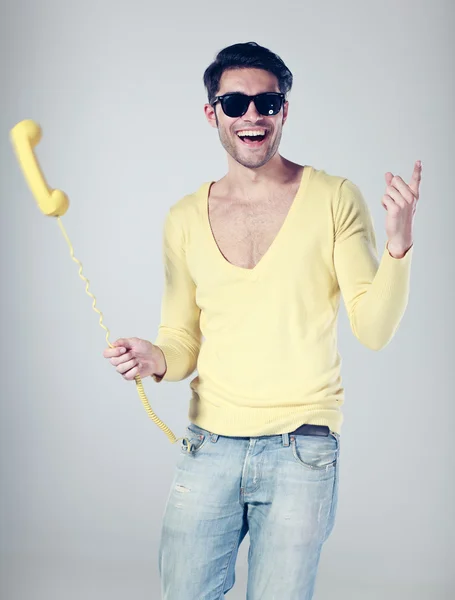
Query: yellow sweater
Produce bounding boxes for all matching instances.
[153,165,414,436]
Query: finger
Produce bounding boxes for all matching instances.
[390,175,417,203]
[381,195,392,210]
[103,346,127,358]
[123,364,142,380]
[116,358,139,375]
[110,351,133,366]
[381,195,400,215]
[386,184,407,208]
[385,172,393,186]
[113,338,132,348]
[409,160,422,197]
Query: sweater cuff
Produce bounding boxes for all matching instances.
[151,343,189,383]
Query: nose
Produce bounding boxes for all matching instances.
[242,98,261,121]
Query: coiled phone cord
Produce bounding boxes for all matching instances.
[56,216,190,450]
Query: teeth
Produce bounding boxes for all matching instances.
[237,130,266,137]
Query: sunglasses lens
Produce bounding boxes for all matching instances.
[218,93,283,117]
[221,95,249,117]
[255,93,283,116]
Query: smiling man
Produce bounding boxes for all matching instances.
[104,42,420,599]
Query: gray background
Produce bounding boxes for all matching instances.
[1,0,453,598]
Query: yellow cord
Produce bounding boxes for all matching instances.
[56,216,190,450]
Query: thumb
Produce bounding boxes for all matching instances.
[385,172,393,186]
[113,338,132,349]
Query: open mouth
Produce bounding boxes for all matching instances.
[236,129,268,146]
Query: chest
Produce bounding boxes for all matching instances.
[208,193,295,270]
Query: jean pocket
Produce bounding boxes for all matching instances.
[181,424,208,454]
[291,433,339,470]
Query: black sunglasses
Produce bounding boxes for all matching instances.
[212,92,285,118]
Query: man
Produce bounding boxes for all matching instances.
[103,42,421,599]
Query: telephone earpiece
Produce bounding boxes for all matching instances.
[10,119,191,451]
[11,120,69,217]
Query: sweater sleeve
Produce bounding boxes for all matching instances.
[333,178,414,351]
[152,208,202,381]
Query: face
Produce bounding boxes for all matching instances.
[204,68,289,169]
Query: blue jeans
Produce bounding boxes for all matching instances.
[158,422,341,599]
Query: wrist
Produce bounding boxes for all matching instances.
[387,241,412,259]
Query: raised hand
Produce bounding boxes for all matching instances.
[382,160,422,258]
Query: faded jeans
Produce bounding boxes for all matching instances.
[158,422,341,599]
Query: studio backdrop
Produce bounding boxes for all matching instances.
[0,1,453,599]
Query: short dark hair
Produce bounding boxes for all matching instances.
[203,41,293,104]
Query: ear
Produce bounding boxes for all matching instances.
[282,100,289,125]
[204,103,218,129]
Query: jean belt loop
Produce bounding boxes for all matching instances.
[210,432,219,443]
[282,432,290,447]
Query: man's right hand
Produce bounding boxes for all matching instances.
[102,337,167,381]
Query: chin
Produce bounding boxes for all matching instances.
[220,132,278,169]
[239,157,271,169]
[239,148,277,169]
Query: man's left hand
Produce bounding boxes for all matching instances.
[382,160,422,259]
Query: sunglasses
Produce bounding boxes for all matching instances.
[212,92,285,118]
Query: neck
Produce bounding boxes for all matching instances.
[222,153,298,197]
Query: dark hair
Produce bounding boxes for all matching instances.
[203,41,293,104]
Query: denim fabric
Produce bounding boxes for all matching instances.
[159,423,340,599]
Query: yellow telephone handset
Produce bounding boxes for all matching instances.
[10,120,69,217]
[10,118,189,449]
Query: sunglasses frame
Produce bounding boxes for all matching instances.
[211,92,285,117]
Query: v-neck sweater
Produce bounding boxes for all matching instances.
[153,165,414,436]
